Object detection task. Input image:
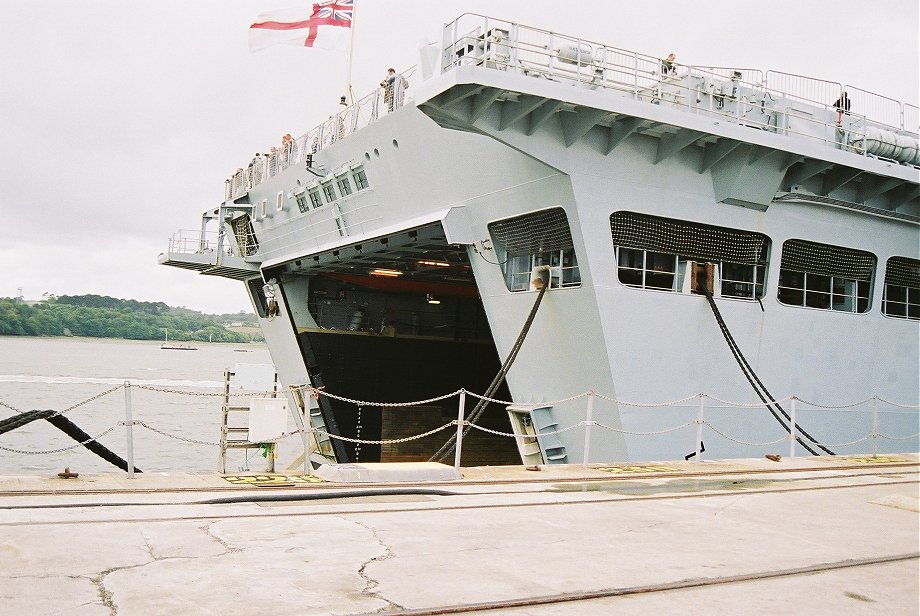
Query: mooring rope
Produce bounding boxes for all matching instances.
[700,284,834,456]
[429,281,549,463]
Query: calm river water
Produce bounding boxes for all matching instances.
[0,336,306,475]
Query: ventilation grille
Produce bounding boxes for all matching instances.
[780,239,876,281]
[885,256,920,288]
[489,207,574,256]
[610,211,769,264]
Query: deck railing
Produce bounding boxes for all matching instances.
[166,229,228,256]
[223,14,918,202]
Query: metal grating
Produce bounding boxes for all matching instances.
[610,211,769,264]
[231,215,259,257]
[780,239,876,281]
[885,256,920,288]
[488,207,574,256]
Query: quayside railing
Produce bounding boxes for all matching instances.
[1,383,917,476]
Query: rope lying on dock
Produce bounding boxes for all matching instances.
[0,410,141,473]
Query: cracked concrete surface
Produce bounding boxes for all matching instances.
[0,460,917,614]
[354,519,403,612]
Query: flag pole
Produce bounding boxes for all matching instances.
[345,1,358,104]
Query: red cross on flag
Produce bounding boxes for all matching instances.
[249,0,353,52]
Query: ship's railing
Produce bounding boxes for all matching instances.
[166,229,230,256]
[3,382,916,475]
[440,14,918,162]
[224,67,419,202]
[221,14,917,202]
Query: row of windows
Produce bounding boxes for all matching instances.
[488,208,920,321]
[253,164,370,220]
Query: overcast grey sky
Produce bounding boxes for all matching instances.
[1,0,917,314]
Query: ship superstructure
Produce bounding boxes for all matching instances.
[161,14,919,465]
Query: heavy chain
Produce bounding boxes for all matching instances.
[703,424,789,447]
[134,421,222,446]
[793,396,874,409]
[0,400,22,414]
[0,426,118,455]
[297,385,458,408]
[599,393,699,408]
[58,385,125,415]
[879,432,920,440]
[313,422,456,445]
[131,384,276,397]
[594,420,695,436]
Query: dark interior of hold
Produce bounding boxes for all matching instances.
[295,272,521,465]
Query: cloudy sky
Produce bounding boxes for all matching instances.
[1,0,917,314]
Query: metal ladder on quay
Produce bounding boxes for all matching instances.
[218,368,278,473]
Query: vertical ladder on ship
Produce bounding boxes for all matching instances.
[218,368,278,473]
[285,385,337,470]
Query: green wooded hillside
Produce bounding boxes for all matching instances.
[0,295,260,342]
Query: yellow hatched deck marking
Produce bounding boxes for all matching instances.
[222,474,324,486]
[597,464,679,474]
[839,455,910,464]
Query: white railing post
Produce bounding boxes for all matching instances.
[789,396,798,460]
[302,387,314,476]
[694,394,705,463]
[124,381,135,479]
[871,395,879,457]
[454,390,466,471]
[582,391,594,468]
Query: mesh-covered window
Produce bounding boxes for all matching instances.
[610,212,769,264]
[610,211,769,298]
[777,240,875,313]
[231,215,259,257]
[488,208,580,292]
[780,240,875,281]
[490,208,574,256]
[882,256,920,320]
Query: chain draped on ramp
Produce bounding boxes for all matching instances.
[0,409,141,473]
[429,281,549,463]
[699,284,834,456]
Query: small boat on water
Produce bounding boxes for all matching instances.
[160,343,198,351]
[160,328,198,351]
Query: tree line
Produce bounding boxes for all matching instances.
[0,295,260,343]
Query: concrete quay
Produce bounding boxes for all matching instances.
[1,454,917,615]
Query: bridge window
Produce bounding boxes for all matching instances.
[321,181,337,203]
[777,239,875,313]
[882,256,920,320]
[309,188,323,209]
[489,207,581,292]
[336,174,352,196]
[353,166,369,190]
[610,212,769,298]
[295,192,309,213]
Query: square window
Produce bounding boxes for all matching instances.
[322,182,337,203]
[353,168,369,190]
[336,176,352,196]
